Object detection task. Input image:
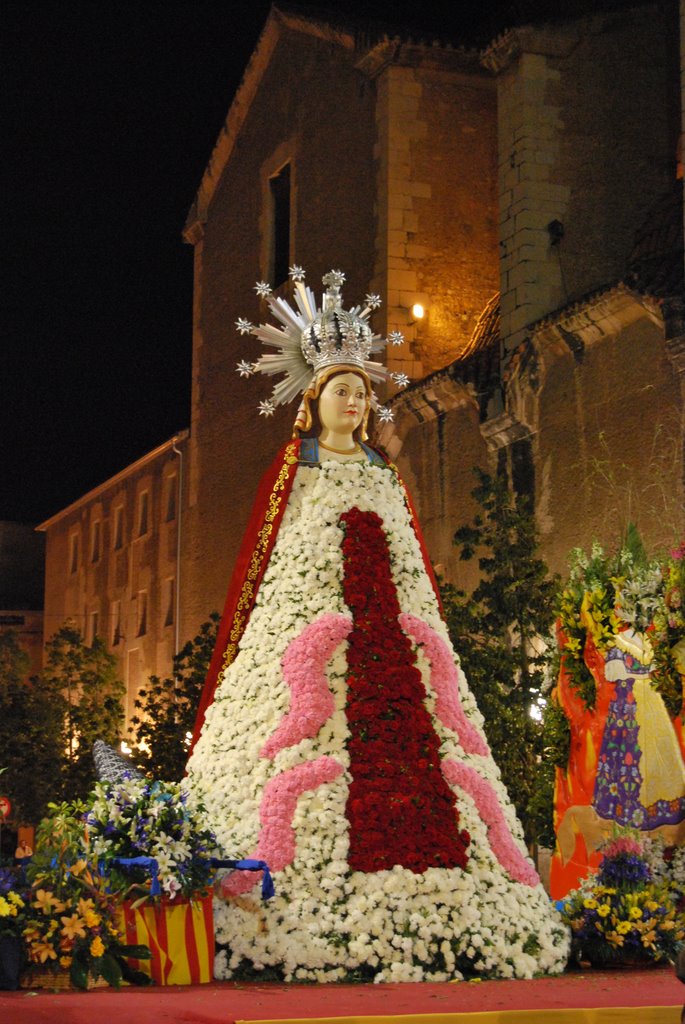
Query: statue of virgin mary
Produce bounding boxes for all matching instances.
[186,269,569,982]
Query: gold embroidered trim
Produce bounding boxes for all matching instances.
[221,443,298,670]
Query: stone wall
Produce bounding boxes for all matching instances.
[486,4,680,356]
[524,295,684,572]
[367,50,498,379]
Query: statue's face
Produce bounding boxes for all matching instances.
[318,372,368,436]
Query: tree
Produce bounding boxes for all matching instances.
[441,469,559,847]
[0,631,64,823]
[129,614,219,780]
[42,625,126,800]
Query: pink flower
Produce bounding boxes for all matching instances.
[601,835,643,858]
[260,613,352,759]
[399,614,489,756]
[442,759,539,887]
[220,757,344,898]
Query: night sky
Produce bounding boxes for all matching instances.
[4,0,618,523]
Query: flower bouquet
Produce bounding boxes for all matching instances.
[85,777,217,900]
[562,830,685,967]
[85,778,220,985]
[22,802,151,990]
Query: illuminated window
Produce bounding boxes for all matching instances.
[91,520,101,562]
[111,600,122,646]
[270,162,291,288]
[69,534,80,574]
[113,506,124,550]
[165,474,177,522]
[164,577,175,627]
[137,491,149,537]
[136,591,148,637]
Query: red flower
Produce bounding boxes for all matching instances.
[339,507,470,874]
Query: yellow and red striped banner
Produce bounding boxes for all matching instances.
[117,894,214,985]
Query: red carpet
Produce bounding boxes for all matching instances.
[0,968,682,1024]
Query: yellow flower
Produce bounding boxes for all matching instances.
[89,935,105,958]
[629,907,642,920]
[32,941,58,964]
[60,913,87,940]
[645,901,659,913]
[77,897,95,917]
[33,889,65,915]
[7,891,24,908]
[68,859,88,878]
[659,920,676,931]
[0,898,11,918]
[606,931,624,947]
[84,911,101,928]
[597,904,611,918]
[616,921,632,935]
[59,956,72,968]
[583,898,598,910]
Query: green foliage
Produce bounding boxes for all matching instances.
[27,800,88,886]
[129,614,219,780]
[441,468,559,847]
[529,692,571,848]
[0,631,64,824]
[42,626,125,801]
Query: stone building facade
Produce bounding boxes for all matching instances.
[180,0,684,639]
[378,1,684,579]
[37,433,188,721]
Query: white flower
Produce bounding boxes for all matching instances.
[387,330,404,346]
[376,405,394,423]
[236,360,255,378]
[391,372,410,388]
[364,293,382,310]
[289,265,306,281]
[235,317,254,335]
[254,281,272,298]
[258,399,276,417]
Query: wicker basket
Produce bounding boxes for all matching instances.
[20,968,108,991]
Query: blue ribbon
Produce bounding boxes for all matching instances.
[112,855,161,896]
[210,858,275,900]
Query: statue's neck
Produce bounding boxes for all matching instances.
[318,428,357,453]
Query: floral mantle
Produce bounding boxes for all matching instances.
[187,459,569,982]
